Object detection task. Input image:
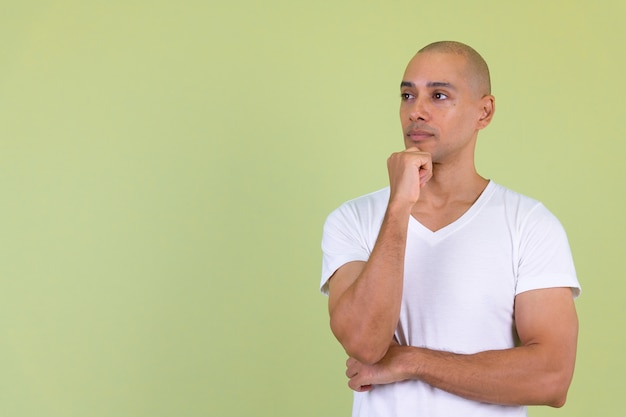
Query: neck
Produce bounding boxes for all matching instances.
[411,162,488,232]
[420,158,487,203]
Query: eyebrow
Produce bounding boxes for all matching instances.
[400,81,457,90]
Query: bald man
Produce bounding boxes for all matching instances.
[320,41,580,416]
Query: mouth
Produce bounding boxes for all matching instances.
[404,123,436,141]
[405,129,435,141]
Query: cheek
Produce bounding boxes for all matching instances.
[447,109,476,128]
[399,111,412,129]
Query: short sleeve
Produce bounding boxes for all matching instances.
[515,204,581,298]
[320,205,371,295]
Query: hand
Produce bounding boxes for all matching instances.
[345,343,409,392]
[387,147,432,207]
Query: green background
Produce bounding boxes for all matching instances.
[1,1,623,416]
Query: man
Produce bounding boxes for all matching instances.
[320,41,580,416]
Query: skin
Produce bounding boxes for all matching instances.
[327,47,578,407]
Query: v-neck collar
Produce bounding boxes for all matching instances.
[408,180,496,243]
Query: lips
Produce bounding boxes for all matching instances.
[405,124,435,140]
[406,129,435,140]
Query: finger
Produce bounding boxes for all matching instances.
[419,159,433,186]
[348,378,373,392]
[345,358,360,378]
[419,166,433,186]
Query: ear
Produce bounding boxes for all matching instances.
[476,95,495,130]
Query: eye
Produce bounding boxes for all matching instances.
[400,92,415,101]
[433,92,448,100]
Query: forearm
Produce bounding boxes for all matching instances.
[345,288,579,407]
[396,344,573,407]
[329,147,433,364]
[330,202,412,364]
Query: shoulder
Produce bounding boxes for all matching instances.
[489,182,572,255]
[487,182,559,225]
[322,187,390,246]
[325,187,390,226]
[488,182,541,210]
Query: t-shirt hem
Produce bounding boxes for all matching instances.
[320,256,368,295]
[516,274,581,298]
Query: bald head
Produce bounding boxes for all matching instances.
[416,41,491,97]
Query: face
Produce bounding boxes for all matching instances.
[399,51,494,164]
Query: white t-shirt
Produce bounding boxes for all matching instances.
[320,181,580,417]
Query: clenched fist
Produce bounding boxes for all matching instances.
[387,147,432,207]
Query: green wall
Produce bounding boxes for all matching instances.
[1,1,624,416]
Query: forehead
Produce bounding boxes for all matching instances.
[402,52,470,88]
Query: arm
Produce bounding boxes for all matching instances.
[346,287,578,407]
[328,147,432,365]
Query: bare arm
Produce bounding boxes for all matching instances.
[346,287,578,407]
[328,147,432,365]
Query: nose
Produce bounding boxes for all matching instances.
[409,96,429,122]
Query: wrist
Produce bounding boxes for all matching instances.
[396,346,422,381]
[386,199,414,218]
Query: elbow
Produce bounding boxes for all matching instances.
[549,396,567,409]
[546,382,570,408]
[525,345,576,408]
[345,341,388,365]
[330,318,389,365]
[546,389,568,408]
[540,371,573,408]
